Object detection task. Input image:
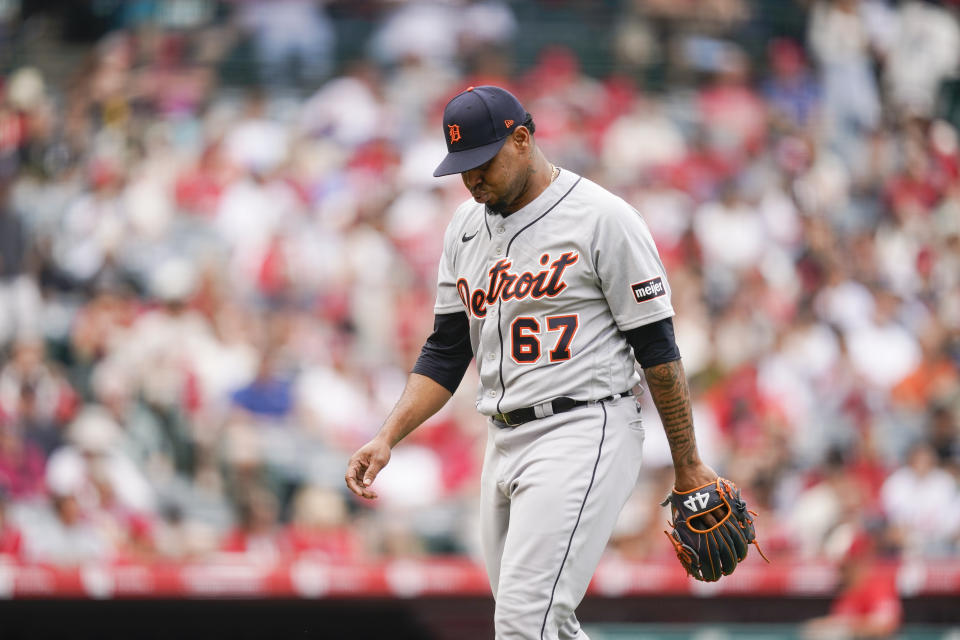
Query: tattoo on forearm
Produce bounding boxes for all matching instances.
[644,359,699,468]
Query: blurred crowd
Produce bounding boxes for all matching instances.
[0,0,958,572]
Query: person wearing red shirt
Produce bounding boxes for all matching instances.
[220,486,291,561]
[0,492,23,558]
[803,533,902,639]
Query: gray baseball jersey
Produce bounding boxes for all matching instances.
[433,168,675,415]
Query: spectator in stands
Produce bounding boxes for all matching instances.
[0,176,41,349]
[697,48,767,161]
[926,404,959,474]
[789,449,869,560]
[601,98,686,185]
[230,348,294,419]
[369,1,459,68]
[881,440,960,556]
[0,339,75,436]
[221,484,289,561]
[692,181,767,277]
[883,0,960,120]
[892,319,959,413]
[287,485,364,560]
[90,363,177,480]
[844,290,922,391]
[87,463,159,562]
[0,490,22,558]
[45,405,156,515]
[802,532,903,639]
[52,158,129,287]
[235,0,335,89]
[808,0,882,166]
[21,491,111,565]
[0,418,45,499]
[763,38,821,133]
[15,381,65,459]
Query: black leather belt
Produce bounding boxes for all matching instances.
[491,389,634,427]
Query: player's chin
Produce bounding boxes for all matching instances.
[484,198,509,214]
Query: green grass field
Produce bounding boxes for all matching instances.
[583,624,960,639]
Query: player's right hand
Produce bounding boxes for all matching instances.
[345,438,392,500]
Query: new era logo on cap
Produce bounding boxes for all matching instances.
[631,277,666,303]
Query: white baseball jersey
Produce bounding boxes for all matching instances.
[433,168,675,416]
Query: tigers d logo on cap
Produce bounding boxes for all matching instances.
[433,86,529,177]
[448,124,461,144]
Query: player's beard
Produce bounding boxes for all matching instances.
[485,169,531,216]
[485,196,511,215]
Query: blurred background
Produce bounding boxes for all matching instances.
[0,0,958,638]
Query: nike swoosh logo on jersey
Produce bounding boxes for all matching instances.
[461,229,479,242]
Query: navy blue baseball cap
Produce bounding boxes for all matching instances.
[433,86,529,177]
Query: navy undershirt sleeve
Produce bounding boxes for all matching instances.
[412,312,474,394]
[625,316,681,369]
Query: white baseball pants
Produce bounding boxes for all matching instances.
[480,395,645,640]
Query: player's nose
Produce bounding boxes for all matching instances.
[461,167,483,189]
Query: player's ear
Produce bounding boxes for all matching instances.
[511,125,532,150]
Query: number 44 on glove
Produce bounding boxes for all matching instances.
[662,477,769,582]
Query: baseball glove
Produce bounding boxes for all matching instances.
[661,477,768,582]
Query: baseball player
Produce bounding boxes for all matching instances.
[346,86,720,639]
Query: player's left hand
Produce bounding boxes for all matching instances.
[673,463,720,526]
[661,476,768,582]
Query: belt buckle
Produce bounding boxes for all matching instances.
[495,412,516,427]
